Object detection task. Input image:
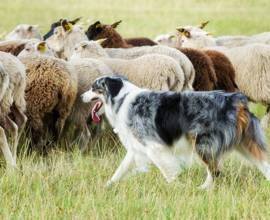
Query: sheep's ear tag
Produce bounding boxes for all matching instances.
[62,20,73,32]
[96,38,107,45]
[37,42,47,53]
[184,30,191,38]
[199,21,209,29]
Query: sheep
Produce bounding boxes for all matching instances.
[178,30,270,127]
[18,48,77,148]
[0,62,15,167]
[85,20,156,48]
[105,44,221,92]
[73,40,194,90]
[0,39,30,56]
[71,40,186,91]
[5,24,42,40]
[43,17,82,40]
[19,40,112,151]
[0,52,27,165]
[154,33,179,47]
[176,28,238,92]
[178,48,217,91]
[46,19,88,60]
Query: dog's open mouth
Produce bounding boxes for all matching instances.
[91,100,103,123]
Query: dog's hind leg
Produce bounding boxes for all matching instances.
[107,151,135,187]
[195,134,221,190]
[133,153,151,174]
[147,144,181,183]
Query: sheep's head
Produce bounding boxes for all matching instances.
[5,24,42,40]
[70,39,108,59]
[46,19,87,59]
[18,40,55,57]
[176,21,215,49]
[43,17,82,40]
[154,34,177,47]
[86,20,122,40]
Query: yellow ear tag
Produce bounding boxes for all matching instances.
[37,42,47,53]
[184,30,191,38]
[64,22,73,32]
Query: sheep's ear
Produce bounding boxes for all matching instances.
[96,38,107,45]
[111,20,122,28]
[176,28,185,33]
[199,21,209,29]
[37,41,47,53]
[206,32,212,36]
[61,19,73,32]
[70,17,82,25]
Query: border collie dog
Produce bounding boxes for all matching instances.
[82,75,270,189]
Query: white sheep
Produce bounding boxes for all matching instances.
[5,24,42,41]
[46,20,88,60]
[0,52,27,166]
[154,33,179,48]
[0,62,15,167]
[71,41,186,91]
[72,40,195,90]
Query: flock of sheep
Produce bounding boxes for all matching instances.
[0,18,269,168]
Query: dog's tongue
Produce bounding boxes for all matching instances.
[91,101,102,123]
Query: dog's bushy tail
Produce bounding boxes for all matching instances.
[237,104,267,160]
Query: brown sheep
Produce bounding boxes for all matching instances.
[0,40,28,56]
[86,20,156,48]
[204,50,238,92]
[179,48,217,91]
[125,37,157,46]
[18,54,77,147]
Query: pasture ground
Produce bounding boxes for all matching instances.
[0,0,270,219]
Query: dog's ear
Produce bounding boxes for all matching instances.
[104,77,123,98]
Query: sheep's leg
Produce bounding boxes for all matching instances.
[0,126,16,168]
[9,105,27,160]
[30,115,44,145]
[75,121,91,152]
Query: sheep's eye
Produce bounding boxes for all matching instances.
[15,29,20,33]
[25,48,30,52]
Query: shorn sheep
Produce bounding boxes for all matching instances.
[85,20,157,48]
[5,24,42,41]
[20,40,112,151]
[71,40,185,91]
[18,47,77,148]
[0,52,27,166]
[179,29,270,128]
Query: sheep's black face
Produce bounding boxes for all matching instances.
[85,21,103,40]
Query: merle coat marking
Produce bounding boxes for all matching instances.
[82,76,270,189]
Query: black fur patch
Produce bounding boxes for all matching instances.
[155,93,187,146]
[85,21,102,40]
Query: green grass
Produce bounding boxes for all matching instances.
[0,0,270,219]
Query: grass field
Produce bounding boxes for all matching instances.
[0,0,270,219]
